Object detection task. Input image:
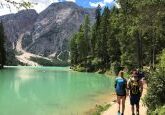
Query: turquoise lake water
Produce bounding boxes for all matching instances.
[0,66,114,115]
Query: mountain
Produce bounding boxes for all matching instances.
[0,2,95,66]
[0,9,38,47]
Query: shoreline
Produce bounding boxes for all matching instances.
[88,71,116,114]
[85,70,116,115]
[85,92,117,115]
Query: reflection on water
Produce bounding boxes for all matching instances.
[0,66,114,115]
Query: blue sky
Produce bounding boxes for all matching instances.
[59,0,117,8]
[58,0,114,8]
[77,0,114,8]
[0,0,120,16]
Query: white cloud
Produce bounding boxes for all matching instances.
[54,0,60,2]
[30,0,58,13]
[89,2,106,7]
[0,0,18,16]
[104,0,114,3]
[0,0,120,16]
[31,2,48,13]
[89,0,121,9]
[65,0,76,2]
[114,2,121,8]
[0,0,60,16]
[89,0,114,8]
[0,8,11,16]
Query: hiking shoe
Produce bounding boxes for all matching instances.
[121,113,124,115]
[118,111,120,115]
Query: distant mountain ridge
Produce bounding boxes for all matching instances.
[0,9,38,48]
[0,2,95,66]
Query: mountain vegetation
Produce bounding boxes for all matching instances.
[144,50,165,114]
[0,2,95,66]
[70,0,165,114]
[0,0,165,114]
[0,22,6,69]
[70,0,165,73]
[0,22,19,68]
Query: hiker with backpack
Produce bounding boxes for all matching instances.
[115,71,128,115]
[128,70,143,115]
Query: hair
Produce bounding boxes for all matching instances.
[118,71,124,77]
[131,68,137,74]
[132,70,138,77]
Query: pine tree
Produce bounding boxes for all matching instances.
[70,0,165,72]
[70,22,90,67]
[0,22,6,69]
[76,25,88,63]
[98,7,111,67]
[94,5,102,61]
[70,33,78,65]
[107,8,121,64]
[91,24,97,56]
[83,15,91,55]
[95,4,101,29]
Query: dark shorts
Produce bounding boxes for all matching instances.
[116,92,126,96]
[130,95,140,105]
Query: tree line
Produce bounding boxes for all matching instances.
[70,0,165,72]
[144,49,165,114]
[0,22,6,69]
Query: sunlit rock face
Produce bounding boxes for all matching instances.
[0,9,38,48]
[0,9,38,65]
[23,2,95,57]
[0,2,95,59]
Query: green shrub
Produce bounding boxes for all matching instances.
[149,105,165,115]
[144,68,165,114]
[6,50,19,66]
[91,58,102,68]
[92,104,111,115]
[110,61,121,75]
[158,106,165,115]
[158,49,165,68]
[76,65,86,72]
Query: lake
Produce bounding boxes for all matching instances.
[0,66,114,115]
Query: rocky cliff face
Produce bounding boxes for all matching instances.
[23,2,95,57]
[0,9,38,48]
[0,2,95,65]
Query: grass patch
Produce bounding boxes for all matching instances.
[150,105,165,115]
[92,104,111,115]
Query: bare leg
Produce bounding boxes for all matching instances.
[117,96,121,113]
[131,105,135,115]
[121,96,126,114]
[136,104,139,115]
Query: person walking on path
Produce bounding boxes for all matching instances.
[115,71,128,115]
[128,70,143,115]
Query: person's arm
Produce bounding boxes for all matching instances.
[139,80,143,97]
[115,78,117,88]
[127,79,131,96]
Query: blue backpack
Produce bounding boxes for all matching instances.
[115,77,127,96]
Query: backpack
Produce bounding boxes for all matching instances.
[115,77,127,95]
[129,78,141,95]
